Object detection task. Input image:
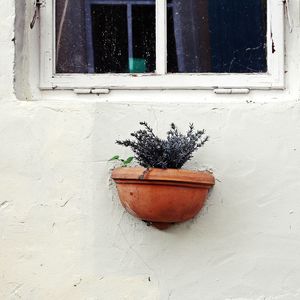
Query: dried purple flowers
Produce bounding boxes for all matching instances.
[116,122,208,169]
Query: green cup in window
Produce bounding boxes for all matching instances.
[129,58,146,73]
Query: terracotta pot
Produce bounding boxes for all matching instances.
[111,167,215,229]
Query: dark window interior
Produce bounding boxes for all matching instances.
[56,0,267,74]
[208,0,267,73]
[91,5,129,73]
[167,6,178,73]
[91,3,155,73]
[167,0,267,73]
[132,5,156,73]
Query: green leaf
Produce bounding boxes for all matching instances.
[109,155,120,161]
[124,157,134,165]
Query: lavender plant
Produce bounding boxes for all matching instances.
[116,122,208,169]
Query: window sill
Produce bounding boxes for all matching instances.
[41,72,284,91]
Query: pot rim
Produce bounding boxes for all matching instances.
[111,167,215,187]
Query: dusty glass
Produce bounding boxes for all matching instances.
[56,0,156,73]
[167,0,267,73]
[56,0,267,74]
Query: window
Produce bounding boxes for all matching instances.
[40,0,284,90]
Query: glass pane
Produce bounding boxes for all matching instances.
[56,0,155,74]
[167,0,267,73]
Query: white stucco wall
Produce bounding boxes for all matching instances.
[1,2,300,299]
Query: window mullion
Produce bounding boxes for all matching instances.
[156,0,167,74]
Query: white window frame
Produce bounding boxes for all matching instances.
[40,0,285,91]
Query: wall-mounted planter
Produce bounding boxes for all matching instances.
[112,167,215,229]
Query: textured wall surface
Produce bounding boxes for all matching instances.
[1,1,300,300]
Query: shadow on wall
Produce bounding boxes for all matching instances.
[14,0,39,100]
[14,0,25,99]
